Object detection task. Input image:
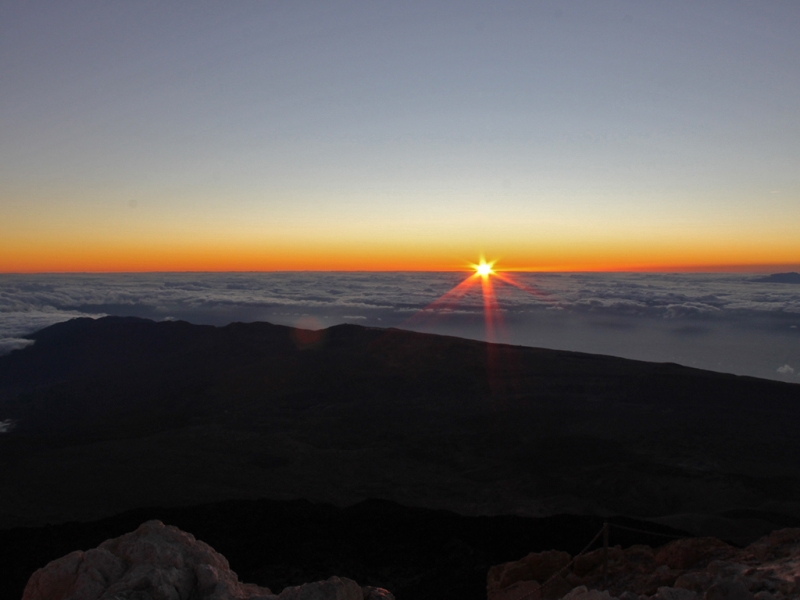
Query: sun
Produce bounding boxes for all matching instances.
[475,259,495,278]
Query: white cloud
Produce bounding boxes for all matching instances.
[0,338,35,355]
[663,302,721,319]
[777,364,795,375]
[0,307,105,352]
[1,272,799,381]
[2,272,799,325]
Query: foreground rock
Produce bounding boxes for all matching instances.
[488,528,800,600]
[22,520,394,600]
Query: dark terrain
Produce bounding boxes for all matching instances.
[2,316,800,597]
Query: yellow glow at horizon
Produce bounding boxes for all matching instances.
[2,183,800,272]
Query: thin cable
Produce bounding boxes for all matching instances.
[509,522,688,600]
[512,525,607,600]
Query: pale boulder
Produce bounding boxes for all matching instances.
[561,585,615,600]
[22,520,394,600]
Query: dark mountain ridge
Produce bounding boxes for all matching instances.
[1,316,799,544]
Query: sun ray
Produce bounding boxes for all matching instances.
[403,272,482,328]
[479,268,503,343]
[492,271,554,303]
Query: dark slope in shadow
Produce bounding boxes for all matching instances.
[1,316,799,543]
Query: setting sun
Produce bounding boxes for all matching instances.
[475,260,495,278]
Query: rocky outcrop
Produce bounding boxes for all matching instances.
[488,528,800,600]
[22,520,394,600]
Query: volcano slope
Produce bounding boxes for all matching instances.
[1,316,799,541]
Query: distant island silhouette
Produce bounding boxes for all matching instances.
[753,272,800,283]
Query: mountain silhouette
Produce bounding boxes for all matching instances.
[1,316,799,543]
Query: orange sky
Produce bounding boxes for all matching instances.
[3,232,799,273]
[2,189,798,272]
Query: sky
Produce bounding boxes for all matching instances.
[1,1,799,272]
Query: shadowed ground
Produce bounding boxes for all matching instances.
[1,316,799,544]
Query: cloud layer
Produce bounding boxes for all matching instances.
[1,272,799,382]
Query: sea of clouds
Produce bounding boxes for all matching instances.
[1,272,799,382]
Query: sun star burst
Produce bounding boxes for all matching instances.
[475,259,495,278]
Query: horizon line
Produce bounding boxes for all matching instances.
[2,265,800,276]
